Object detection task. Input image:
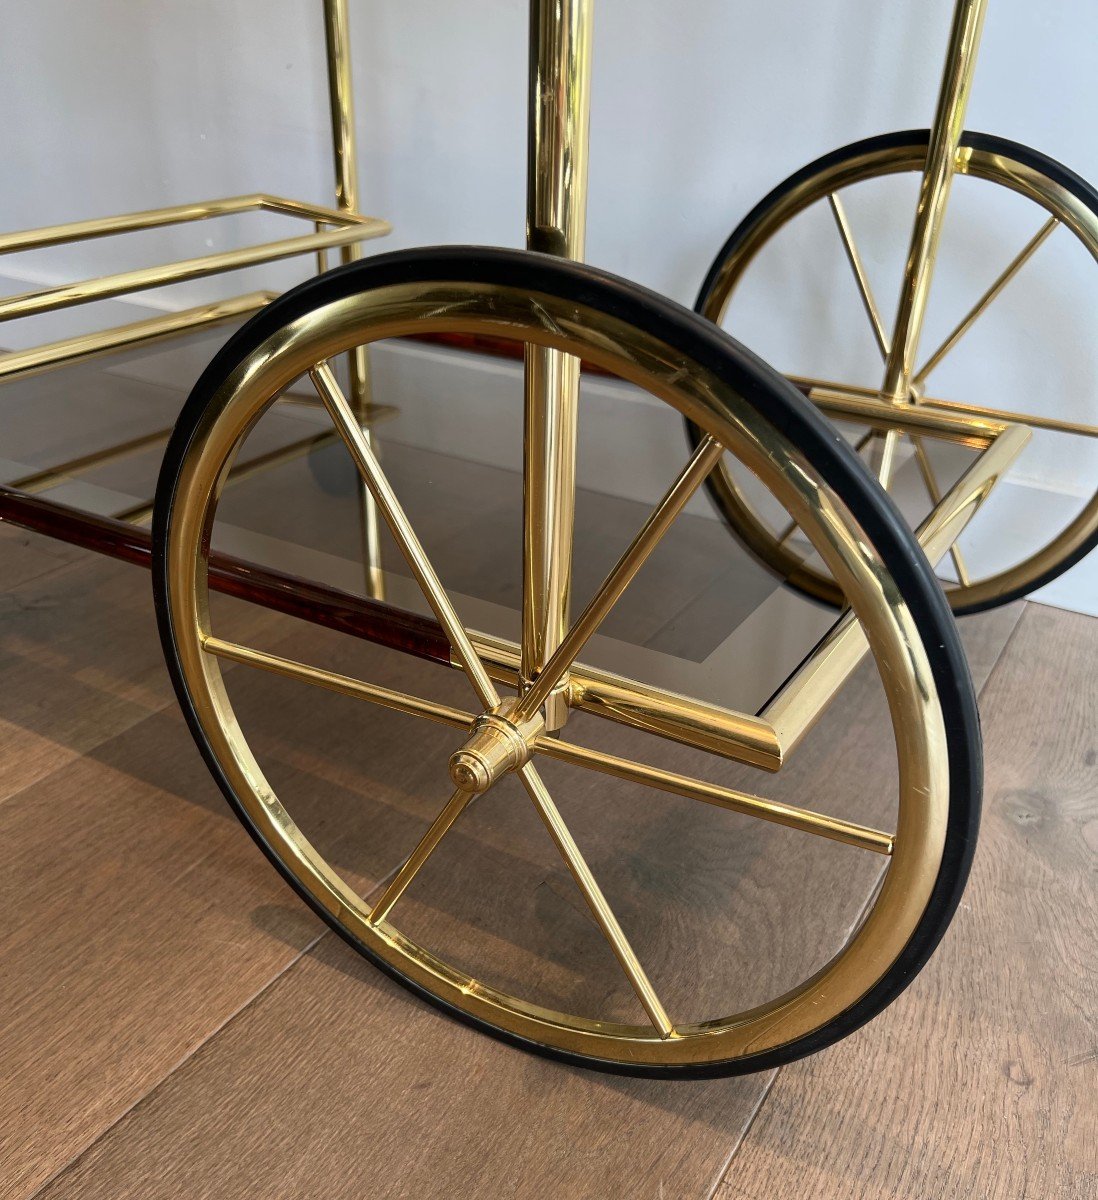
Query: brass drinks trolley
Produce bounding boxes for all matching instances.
[0,0,1090,1077]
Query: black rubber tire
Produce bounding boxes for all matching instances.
[688,129,1098,616]
[153,245,982,1078]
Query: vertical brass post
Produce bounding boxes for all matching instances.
[322,0,385,599]
[522,0,594,729]
[877,0,988,484]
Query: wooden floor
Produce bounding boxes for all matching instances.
[1,523,1095,1199]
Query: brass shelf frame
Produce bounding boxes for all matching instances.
[0,0,1039,1073]
[0,0,388,536]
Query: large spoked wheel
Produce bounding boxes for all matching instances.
[688,131,1098,614]
[154,247,979,1077]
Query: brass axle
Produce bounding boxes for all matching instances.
[448,697,546,793]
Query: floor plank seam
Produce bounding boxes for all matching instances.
[973,601,1028,696]
[705,604,1029,1199]
[22,927,332,1200]
[705,1069,779,1200]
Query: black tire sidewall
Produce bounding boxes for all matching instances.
[154,245,981,1078]
[690,129,1098,616]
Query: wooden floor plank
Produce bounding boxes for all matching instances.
[1,523,84,591]
[0,547,177,803]
[24,606,1021,1200]
[715,602,1097,1200]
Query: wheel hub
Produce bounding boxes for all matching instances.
[448,697,546,793]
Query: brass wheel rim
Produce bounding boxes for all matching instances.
[698,138,1098,613]
[163,275,949,1068]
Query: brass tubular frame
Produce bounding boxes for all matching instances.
[520,0,594,730]
[322,0,385,600]
[158,269,958,1065]
[0,199,388,323]
[511,435,725,723]
[0,291,275,383]
[792,374,1098,442]
[0,1,391,598]
[764,420,1030,753]
[200,633,890,854]
[459,629,785,772]
[880,0,988,411]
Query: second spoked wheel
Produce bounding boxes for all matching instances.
[153,247,978,1077]
[689,130,1098,614]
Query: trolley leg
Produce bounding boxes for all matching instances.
[521,0,594,730]
[876,0,988,485]
[323,0,385,600]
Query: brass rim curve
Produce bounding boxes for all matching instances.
[155,249,959,1073]
[692,131,1098,615]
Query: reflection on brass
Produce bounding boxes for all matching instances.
[880,0,988,412]
[321,0,386,602]
[0,197,389,323]
[465,629,785,773]
[0,291,274,383]
[163,269,953,1067]
[449,696,545,794]
[532,735,893,854]
[512,435,724,724]
[521,0,594,731]
[697,0,1098,610]
[202,635,474,729]
[765,420,1030,753]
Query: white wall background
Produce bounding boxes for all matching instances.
[1,0,1096,610]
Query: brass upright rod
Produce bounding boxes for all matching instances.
[521,0,594,730]
[880,0,988,410]
[322,0,385,599]
[322,0,359,218]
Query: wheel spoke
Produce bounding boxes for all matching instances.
[201,635,476,730]
[518,762,675,1038]
[311,362,500,711]
[873,428,903,489]
[910,436,971,587]
[913,216,1059,386]
[828,192,890,359]
[532,734,893,854]
[368,787,476,925]
[512,435,724,723]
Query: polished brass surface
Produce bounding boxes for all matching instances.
[879,0,987,412]
[807,386,1005,445]
[512,435,724,723]
[0,291,273,383]
[449,697,545,794]
[322,0,359,217]
[463,629,785,772]
[310,362,500,711]
[912,215,1059,387]
[0,214,389,324]
[311,359,671,1034]
[368,787,476,926]
[828,192,890,358]
[532,736,893,855]
[322,0,385,601]
[793,374,1098,441]
[162,273,951,1066]
[764,420,1029,753]
[202,635,474,730]
[515,759,676,1039]
[698,130,1098,610]
[520,0,594,730]
[202,634,885,854]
